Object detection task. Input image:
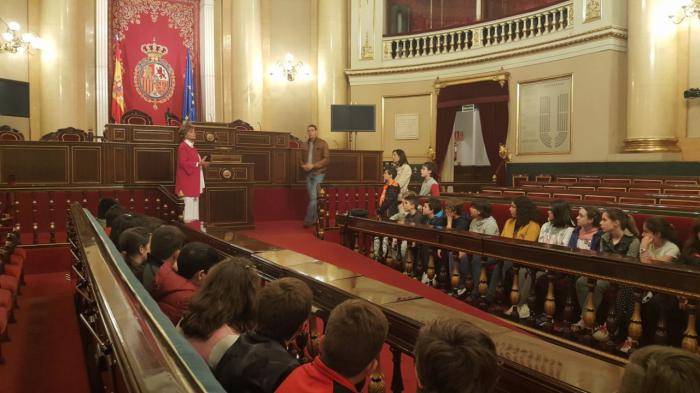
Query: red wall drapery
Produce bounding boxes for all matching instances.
[109,0,200,125]
[435,81,509,184]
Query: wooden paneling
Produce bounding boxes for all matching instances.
[112,146,127,183]
[72,147,102,184]
[238,151,271,183]
[362,152,381,182]
[133,147,175,183]
[204,187,252,227]
[271,150,288,184]
[132,128,176,143]
[325,152,361,182]
[236,132,272,147]
[0,145,69,184]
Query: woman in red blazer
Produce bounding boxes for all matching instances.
[176,122,209,222]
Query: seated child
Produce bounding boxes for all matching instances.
[215,278,312,393]
[275,299,388,393]
[415,318,499,393]
[152,241,221,324]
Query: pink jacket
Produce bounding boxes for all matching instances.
[176,141,202,197]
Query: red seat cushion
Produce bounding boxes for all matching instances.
[3,264,20,280]
[0,275,18,295]
[0,289,11,309]
[9,254,23,268]
[13,247,26,259]
[0,306,7,333]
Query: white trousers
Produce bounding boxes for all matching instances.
[183,197,199,222]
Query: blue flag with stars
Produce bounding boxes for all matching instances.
[182,48,197,121]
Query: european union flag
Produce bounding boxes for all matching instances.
[182,48,197,121]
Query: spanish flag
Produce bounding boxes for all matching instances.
[111,40,125,123]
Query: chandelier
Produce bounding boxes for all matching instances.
[1,18,43,54]
[268,53,311,82]
[670,0,700,23]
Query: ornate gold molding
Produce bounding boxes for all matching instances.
[347,27,627,78]
[623,137,681,153]
[584,0,602,23]
[433,71,510,95]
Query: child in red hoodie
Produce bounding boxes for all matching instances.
[275,300,388,393]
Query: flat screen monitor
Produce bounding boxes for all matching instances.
[331,104,375,132]
[0,78,29,118]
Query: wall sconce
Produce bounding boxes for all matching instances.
[268,53,311,82]
[0,17,43,54]
[669,0,700,23]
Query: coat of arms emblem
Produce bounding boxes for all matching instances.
[134,40,175,109]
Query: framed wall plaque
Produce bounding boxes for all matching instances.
[516,75,573,155]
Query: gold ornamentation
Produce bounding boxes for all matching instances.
[434,72,510,95]
[584,0,601,23]
[361,32,374,60]
[498,143,512,161]
[112,0,198,56]
[623,137,681,153]
[221,169,233,179]
[205,132,215,142]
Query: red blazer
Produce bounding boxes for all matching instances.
[151,261,198,325]
[176,141,201,197]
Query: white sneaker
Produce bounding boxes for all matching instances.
[517,304,531,319]
[504,306,516,316]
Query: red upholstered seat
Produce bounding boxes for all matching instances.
[10,254,24,268]
[0,289,11,309]
[0,306,7,333]
[3,264,21,281]
[0,275,18,295]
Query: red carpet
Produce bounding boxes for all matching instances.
[0,272,90,393]
[241,220,527,393]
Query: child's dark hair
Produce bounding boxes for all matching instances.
[512,196,539,230]
[422,162,437,177]
[384,165,397,179]
[578,206,601,228]
[644,216,679,245]
[118,227,150,258]
[97,198,118,220]
[605,208,639,236]
[470,200,491,219]
[177,241,222,280]
[404,195,419,209]
[549,200,573,228]
[427,197,442,214]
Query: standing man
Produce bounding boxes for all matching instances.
[176,121,209,223]
[300,124,330,228]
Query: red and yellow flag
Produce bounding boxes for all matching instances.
[111,41,125,123]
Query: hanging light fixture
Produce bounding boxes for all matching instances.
[669,0,700,23]
[0,17,43,54]
[268,53,311,82]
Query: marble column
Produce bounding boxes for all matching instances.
[200,0,217,122]
[38,0,93,135]
[317,0,348,148]
[624,0,680,152]
[231,0,263,128]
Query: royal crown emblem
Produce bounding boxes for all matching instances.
[134,39,175,109]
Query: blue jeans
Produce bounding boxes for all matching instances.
[305,172,325,224]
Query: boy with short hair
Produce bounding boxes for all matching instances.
[402,195,426,225]
[419,162,440,197]
[152,241,221,324]
[423,197,446,229]
[414,318,499,393]
[216,277,313,393]
[276,299,389,393]
[141,225,185,291]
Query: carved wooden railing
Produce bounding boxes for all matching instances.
[339,215,700,359]
[1,186,183,244]
[68,204,224,392]
[178,221,626,393]
[383,1,573,60]
[315,181,494,239]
